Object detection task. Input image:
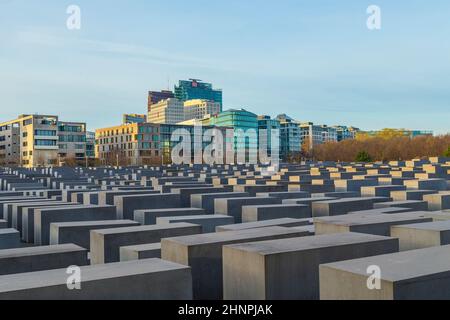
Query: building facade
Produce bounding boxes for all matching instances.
[276,114,302,160]
[0,114,87,167]
[183,99,222,122]
[58,121,87,162]
[148,90,174,113]
[258,115,281,158]
[123,114,147,124]
[95,123,161,166]
[333,126,360,142]
[174,79,222,106]
[147,98,185,124]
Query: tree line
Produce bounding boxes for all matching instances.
[310,134,450,162]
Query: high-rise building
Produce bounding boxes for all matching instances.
[258,115,281,158]
[0,114,87,167]
[148,90,174,113]
[147,98,185,124]
[174,79,222,106]
[276,114,302,159]
[183,99,222,122]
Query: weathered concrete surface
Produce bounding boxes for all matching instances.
[0,259,192,300]
[91,222,202,264]
[314,212,433,236]
[50,220,140,249]
[134,208,205,225]
[214,197,282,223]
[423,193,450,211]
[120,243,161,261]
[0,229,20,249]
[320,245,450,300]
[312,198,374,217]
[34,205,117,245]
[216,218,312,232]
[114,194,181,220]
[161,226,307,300]
[191,192,249,214]
[223,233,398,300]
[241,204,310,222]
[156,215,234,233]
[0,244,88,275]
[391,220,450,251]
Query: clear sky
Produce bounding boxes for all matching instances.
[1,0,449,133]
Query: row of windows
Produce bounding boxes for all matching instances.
[34,130,57,136]
[59,135,86,142]
[35,139,57,146]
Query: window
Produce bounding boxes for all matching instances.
[35,130,57,136]
[35,139,57,146]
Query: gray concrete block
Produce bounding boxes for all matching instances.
[0,259,192,300]
[361,185,406,197]
[134,208,205,225]
[374,200,429,211]
[191,192,249,214]
[161,226,307,299]
[115,193,181,220]
[312,198,374,217]
[156,215,234,233]
[424,193,450,211]
[320,245,450,300]
[314,212,433,236]
[334,179,378,192]
[391,190,438,201]
[173,187,232,207]
[214,197,282,223]
[404,179,448,191]
[34,205,117,245]
[255,191,310,200]
[391,220,450,251]
[120,243,161,261]
[91,222,202,264]
[0,229,20,249]
[223,232,399,300]
[216,218,312,232]
[0,244,88,276]
[50,220,140,249]
[0,220,6,229]
[242,204,310,222]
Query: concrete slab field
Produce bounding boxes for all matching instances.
[223,232,398,300]
[161,226,308,300]
[320,245,450,300]
[0,259,192,300]
[90,222,202,264]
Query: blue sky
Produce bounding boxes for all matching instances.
[0,0,449,133]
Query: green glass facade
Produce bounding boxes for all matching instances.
[174,79,222,106]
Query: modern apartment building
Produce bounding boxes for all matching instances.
[147,98,185,124]
[333,126,360,141]
[95,123,161,166]
[258,115,281,158]
[174,79,222,106]
[276,114,302,159]
[58,121,87,162]
[183,99,222,121]
[0,114,87,167]
[147,90,174,113]
[86,131,95,159]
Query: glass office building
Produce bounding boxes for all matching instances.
[174,79,222,107]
